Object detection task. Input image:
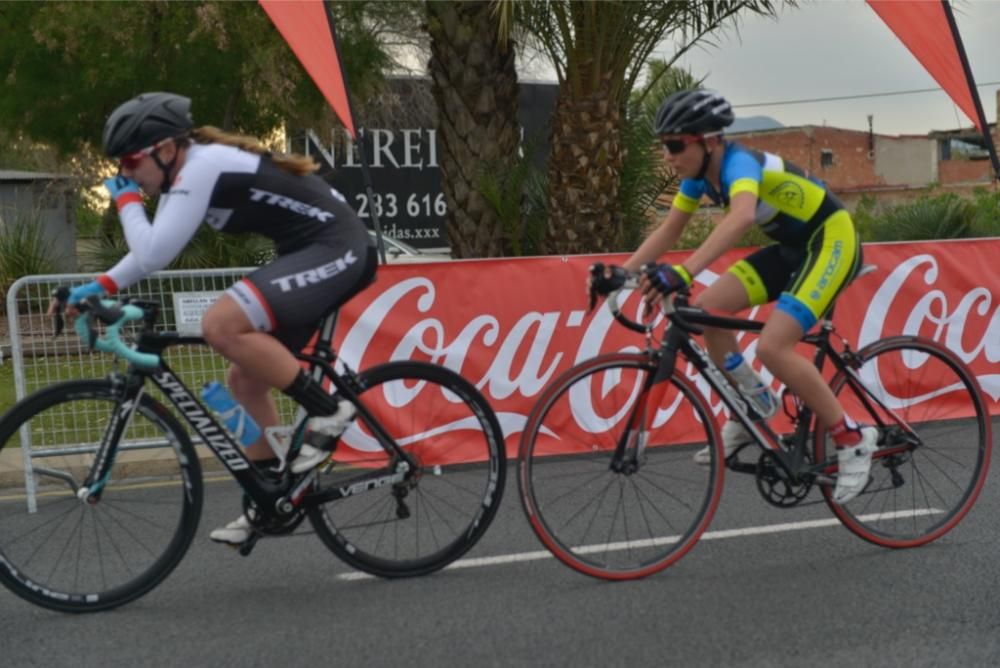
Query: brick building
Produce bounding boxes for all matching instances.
[727,90,1000,209]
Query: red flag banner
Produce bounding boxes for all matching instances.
[259,0,356,138]
[867,0,983,132]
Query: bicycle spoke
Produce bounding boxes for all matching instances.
[819,337,990,547]
[308,361,505,577]
[520,355,722,579]
[0,381,201,611]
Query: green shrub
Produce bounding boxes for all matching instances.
[0,210,59,299]
[860,192,992,242]
[967,187,1000,238]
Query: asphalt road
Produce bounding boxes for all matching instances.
[3,422,1000,667]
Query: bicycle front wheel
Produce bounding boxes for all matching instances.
[519,353,724,580]
[815,336,992,547]
[308,361,506,578]
[0,380,203,612]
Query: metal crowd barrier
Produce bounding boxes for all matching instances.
[4,269,298,511]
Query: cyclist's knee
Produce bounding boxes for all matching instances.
[755,338,783,369]
[756,330,798,369]
[202,304,253,354]
[693,276,749,313]
[201,316,234,354]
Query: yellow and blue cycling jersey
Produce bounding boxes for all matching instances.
[672,141,863,332]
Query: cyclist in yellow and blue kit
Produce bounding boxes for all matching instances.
[612,89,877,504]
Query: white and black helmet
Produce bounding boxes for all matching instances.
[655,89,734,136]
[102,92,193,157]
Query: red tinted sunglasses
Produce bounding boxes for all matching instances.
[119,139,168,170]
[660,135,704,155]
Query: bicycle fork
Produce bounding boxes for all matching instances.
[609,346,679,475]
[77,376,145,504]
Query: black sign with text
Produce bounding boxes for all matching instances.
[296,80,558,251]
[305,127,448,249]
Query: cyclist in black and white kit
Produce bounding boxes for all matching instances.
[60,92,377,544]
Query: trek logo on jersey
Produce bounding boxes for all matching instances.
[270,250,358,292]
[249,188,335,222]
[810,240,844,301]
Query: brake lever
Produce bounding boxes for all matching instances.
[587,262,605,313]
[81,295,103,351]
[51,286,70,337]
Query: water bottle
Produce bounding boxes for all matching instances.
[723,352,779,419]
[201,381,261,447]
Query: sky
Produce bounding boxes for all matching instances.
[653,0,1000,136]
[517,0,1000,137]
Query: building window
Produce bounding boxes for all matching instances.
[820,149,834,168]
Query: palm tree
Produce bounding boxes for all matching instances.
[499,0,784,254]
[426,0,521,258]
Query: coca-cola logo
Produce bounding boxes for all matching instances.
[860,253,999,403]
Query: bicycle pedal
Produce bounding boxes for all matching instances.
[237,534,261,557]
[727,460,757,475]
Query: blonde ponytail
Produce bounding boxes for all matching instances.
[188,126,319,176]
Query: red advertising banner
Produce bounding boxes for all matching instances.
[329,239,999,458]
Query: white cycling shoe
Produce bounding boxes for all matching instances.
[693,420,753,465]
[832,427,879,504]
[210,514,253,545]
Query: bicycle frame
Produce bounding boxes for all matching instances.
[612,294,918,481]
[82,309,418,519]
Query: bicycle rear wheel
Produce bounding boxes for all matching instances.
[307,361,505,578]
[518,353,724,580]
[815,336,991,547]
[0,380,203,612]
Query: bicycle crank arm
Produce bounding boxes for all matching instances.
[236,532,262,557]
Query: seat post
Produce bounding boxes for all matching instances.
[310,309,340,369]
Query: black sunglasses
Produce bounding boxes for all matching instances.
[661,135,704,155]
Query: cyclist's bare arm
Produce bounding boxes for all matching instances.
[672,191,756,278]
[623,206,693,273]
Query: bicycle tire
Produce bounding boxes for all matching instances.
[0,380,203,612]
[815,336,992,547]
[307,361,506,577]
[518,353,724,580]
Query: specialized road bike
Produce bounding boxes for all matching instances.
[0,295,505,611]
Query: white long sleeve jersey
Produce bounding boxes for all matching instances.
[106,142,350,290]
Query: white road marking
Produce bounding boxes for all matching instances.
[337,508,943,581]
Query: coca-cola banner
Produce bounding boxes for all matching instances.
[328,239,999,458]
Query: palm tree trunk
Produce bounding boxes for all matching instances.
[426,0,520,258]
[546,73,624,254]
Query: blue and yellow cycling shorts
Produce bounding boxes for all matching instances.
[727,209,863,332]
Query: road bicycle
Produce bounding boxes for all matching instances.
[518,265,991,580]
[0,294,505,612]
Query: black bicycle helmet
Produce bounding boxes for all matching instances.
[102,92,193,157]
[655,89,734,136]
